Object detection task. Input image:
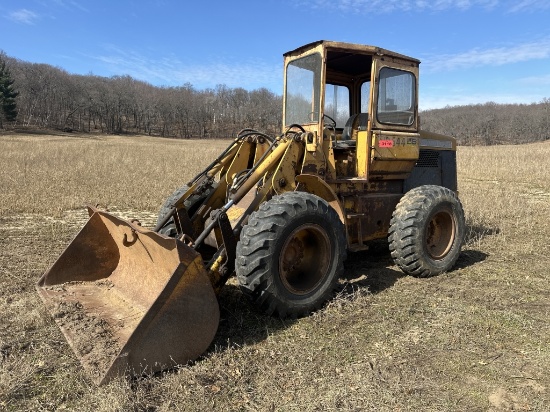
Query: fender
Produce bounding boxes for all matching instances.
[295,174,346,225]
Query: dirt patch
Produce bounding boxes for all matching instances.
[53,299,120,380]
[488,387,527,411]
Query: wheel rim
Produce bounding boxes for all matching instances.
[279,223,332,295]
[424,207,456,260]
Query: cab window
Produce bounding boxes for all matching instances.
[285,53,322,126]
[376,68,415,126]
[324,84,350,128]
[360,81,370,113]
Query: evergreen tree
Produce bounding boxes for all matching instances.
[0,52,18,128]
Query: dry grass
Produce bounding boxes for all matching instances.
[0,133,228,216]
[0,133,549,411]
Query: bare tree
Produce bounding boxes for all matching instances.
[4,50,548,145]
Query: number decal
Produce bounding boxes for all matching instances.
[379,139,394,148]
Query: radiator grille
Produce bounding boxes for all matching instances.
[416,150,440,168]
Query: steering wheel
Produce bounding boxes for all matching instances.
[285,123,306,133]
[307,112,337,128]
[323,114,336,128]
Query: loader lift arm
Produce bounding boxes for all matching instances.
[158,127,314,293]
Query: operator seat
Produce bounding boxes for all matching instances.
[336,113,368,148]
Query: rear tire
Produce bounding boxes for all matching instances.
[236,192,346,318]
[389,185,465,277]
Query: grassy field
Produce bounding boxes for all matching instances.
[0,132,549,411]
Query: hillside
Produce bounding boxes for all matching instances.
[1,53,549,145]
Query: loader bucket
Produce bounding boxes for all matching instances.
[36,209,220,385]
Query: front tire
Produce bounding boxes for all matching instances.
[236,192,346,318]
[389,185,465,278]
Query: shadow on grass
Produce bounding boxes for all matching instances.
[454,249,489,269]
[3,127,107,140]
[456,222,493,269]
[195,238,487,366]
[465,223,500,244]
[211,285,291,350]
[146,239,488,384]
[6,127,73,137]
[340,240,404,294]
[209,240,404,354]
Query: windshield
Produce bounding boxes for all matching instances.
[285,53,322,126]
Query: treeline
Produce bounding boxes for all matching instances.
[420,100,550,145]
[1,52,549,144]
[1,54,282,138]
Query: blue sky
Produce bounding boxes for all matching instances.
[1,0,550,109]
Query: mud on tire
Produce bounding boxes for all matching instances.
[236,192,346,318]
[389,185,465,278]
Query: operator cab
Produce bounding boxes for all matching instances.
[283,41,421,180]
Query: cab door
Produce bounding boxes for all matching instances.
[369,58,420,180]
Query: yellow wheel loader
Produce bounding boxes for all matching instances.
[37,41,465,385]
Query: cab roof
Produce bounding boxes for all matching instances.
[283,40,420,65]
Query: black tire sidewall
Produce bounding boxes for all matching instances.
[389,185,465,277]
[236,192,346,317]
